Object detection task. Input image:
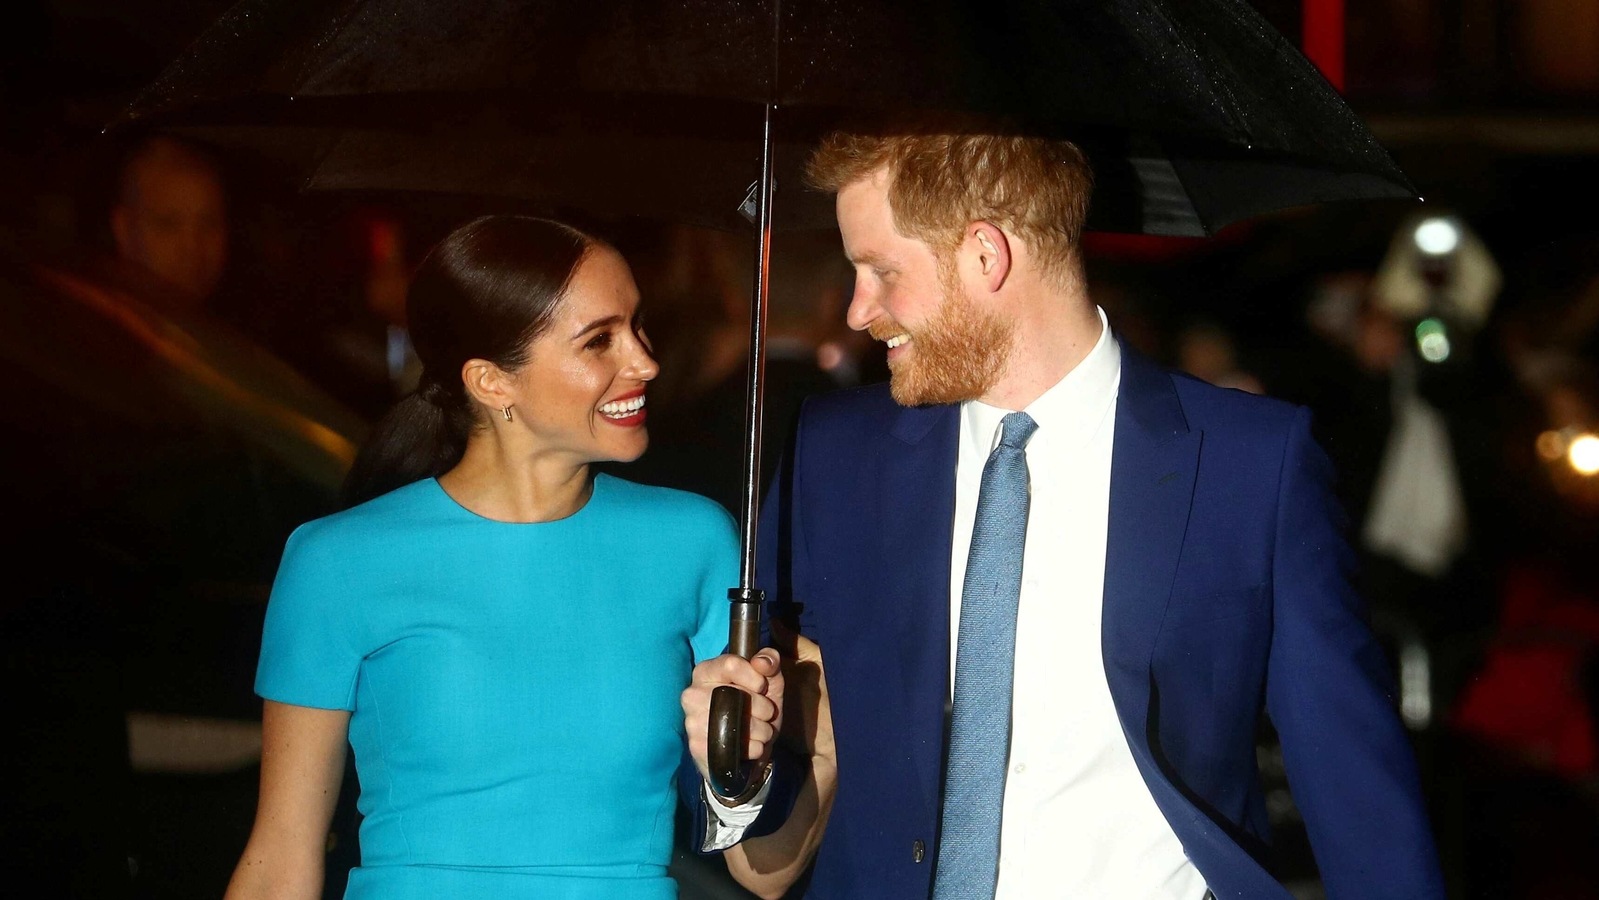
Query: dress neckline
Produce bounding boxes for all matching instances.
[425,473,609,527]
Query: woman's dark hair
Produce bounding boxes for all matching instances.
[342,215,596,507]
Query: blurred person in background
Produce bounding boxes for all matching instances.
[624,225,854,514]
[1449,357,1599,777]
[305,210,424,420]
[0,131,367,897]
[1443,250,1599,898]
[64,131,367,447]
[100,137,368,876]
[1174,319,1264,394]
[110,135,228,313]
[1359,213,1496,594]
[1284,216,1508,653]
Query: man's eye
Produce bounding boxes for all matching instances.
[586,332,613,350]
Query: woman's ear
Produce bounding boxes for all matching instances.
[460,358,512,414]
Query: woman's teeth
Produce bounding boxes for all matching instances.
[886,334,910,350]
[599,396,646,418]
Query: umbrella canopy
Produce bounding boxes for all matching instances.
[119,0,1415,236]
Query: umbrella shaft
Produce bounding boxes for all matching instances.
[738,103,776,589]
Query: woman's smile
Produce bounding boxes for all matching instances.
[598,388,647,426]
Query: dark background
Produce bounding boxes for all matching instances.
[2,2,1597,899]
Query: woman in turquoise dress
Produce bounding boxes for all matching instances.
[224,216,785,899]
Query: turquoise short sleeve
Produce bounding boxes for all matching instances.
[256,523,363,711]
[690,508,739,664]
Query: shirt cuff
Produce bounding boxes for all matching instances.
[698,775,772,851]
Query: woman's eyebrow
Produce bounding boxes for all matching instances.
[571,314,623,339]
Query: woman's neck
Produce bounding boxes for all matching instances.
[438,436,592,523]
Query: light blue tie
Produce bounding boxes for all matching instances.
[933,411,1038,899]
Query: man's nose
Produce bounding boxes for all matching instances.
[184,222,219,258]
[844,284,878,333]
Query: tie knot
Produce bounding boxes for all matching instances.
[997,411,1037,450]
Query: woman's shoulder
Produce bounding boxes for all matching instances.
[598,475,737,537]
[286,478,444,553]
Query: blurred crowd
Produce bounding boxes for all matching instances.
[2,131,1596,899]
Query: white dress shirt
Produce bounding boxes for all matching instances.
[951,309,1208,899]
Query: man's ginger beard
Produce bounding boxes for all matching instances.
[872,256,1015,407]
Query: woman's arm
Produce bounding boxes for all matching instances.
[225,701,351,900]
[725,632,837,900]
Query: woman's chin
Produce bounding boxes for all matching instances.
[604,435,649,465]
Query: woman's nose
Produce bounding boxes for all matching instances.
[628,338,660,382]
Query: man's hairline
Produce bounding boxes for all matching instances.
[823,147,1088,296]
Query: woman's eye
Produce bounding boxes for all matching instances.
[585,332,613,351]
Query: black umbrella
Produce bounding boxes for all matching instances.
[122,0,1413,234]
[117,0,1417,797]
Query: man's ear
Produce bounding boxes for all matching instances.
[460,358,513,414]
[965,221,1011,293]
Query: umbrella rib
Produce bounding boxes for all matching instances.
[287,0,378,98]
[1144,0,1252,146]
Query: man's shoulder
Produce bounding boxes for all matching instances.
[801,380,901,420]
[1117,343,1307,446]
[1163,366,1304,434]
[795,381,956,449]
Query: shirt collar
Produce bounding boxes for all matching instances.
[962,306,1121,455]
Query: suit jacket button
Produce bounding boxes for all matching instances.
[912,839,925,863]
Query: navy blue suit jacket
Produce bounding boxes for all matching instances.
[751,343,1445,900]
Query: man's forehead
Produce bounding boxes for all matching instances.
[839,166,892,201]
[127,162,223,208]
[837,174,895,247]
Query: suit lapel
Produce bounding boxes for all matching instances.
[1102,343,1200,709]
[881,401,959,817]
[1100,344,1295,899]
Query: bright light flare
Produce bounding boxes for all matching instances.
[1413,217,1461,256]
[1569,434,1599,476]
[1415,317,1451,363]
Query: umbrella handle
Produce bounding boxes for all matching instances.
[707,589,763,800]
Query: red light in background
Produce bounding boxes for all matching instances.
[1303,0,1346,92]
[366,216,403,266]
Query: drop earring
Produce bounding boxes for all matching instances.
[502,405,513,422]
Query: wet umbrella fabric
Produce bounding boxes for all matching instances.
[121,0,1415,236]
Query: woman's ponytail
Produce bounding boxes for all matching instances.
[340,378,474,508]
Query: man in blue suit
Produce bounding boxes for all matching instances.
[684,127,1445,900]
